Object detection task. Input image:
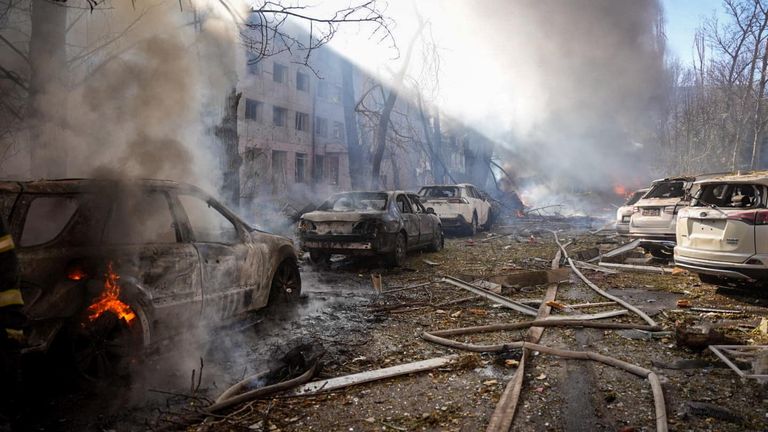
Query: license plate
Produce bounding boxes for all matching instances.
[642,208,660,216]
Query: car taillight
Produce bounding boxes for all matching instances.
[298,219,316,232]
[447,198,468,204]
[632,206,639,213]
[727,210,758,225]
[756,210,768,225]
[66,265,88,281]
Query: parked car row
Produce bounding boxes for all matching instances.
[617,171,768,284]
[297,183,495,267]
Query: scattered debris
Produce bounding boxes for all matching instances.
[422,259,441,266]
[709,345,768,381]
[675,324,740,351]
[440,276,539,316]
[682,401,744,424]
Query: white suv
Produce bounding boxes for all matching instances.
[418,184,492,235]
[675,172,768,283]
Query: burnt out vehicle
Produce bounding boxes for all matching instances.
[297,191,443,267]
[0,179,300,378]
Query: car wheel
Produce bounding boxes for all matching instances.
[270,259,302,304]
[70,298,150,381]
[309,251,331,268]
[467,213,478,236]
[387,233,407,267]
[482,210,494,231]
[428,229,444,252]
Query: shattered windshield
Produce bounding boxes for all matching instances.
[692,183,762,208]
[419,187,459,198]
[644,181,686,199]
[624,190,648,206]
[318,192,388,212]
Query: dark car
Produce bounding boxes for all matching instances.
[297,191,444,267]
[0,178,300,378]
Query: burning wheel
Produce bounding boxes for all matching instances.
[70,299,150,381]
[270,260,302,303]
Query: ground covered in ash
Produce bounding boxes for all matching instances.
[16,222,768,431]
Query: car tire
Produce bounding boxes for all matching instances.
[428,229,444,252]
[386,233,407,267]
[69,296,151,381]
[466,213,478,236]
[482,209,494,231]
[269,259,302,304]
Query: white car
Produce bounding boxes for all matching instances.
[418,184,492,235]
[675,172,768,283]
[616,188,649,236]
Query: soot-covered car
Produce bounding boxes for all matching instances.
[418,184,493,235]
[0,179,300,378]
[297,191,443,267]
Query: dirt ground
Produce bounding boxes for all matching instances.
[13,221,768,431]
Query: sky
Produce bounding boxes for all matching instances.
[662,0,723,64]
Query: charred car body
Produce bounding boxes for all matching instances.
[0,179,300,378]
[298,191,443,267]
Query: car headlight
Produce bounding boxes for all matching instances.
[298,219,316,232]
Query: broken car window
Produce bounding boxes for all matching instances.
[318,192,388,212]
[644,181,686,199]
[693,183,762,208]
[396,195,413,213]
[419,187,458,198]
[104,192,177,245]
[178,195,239,244]
[20,195,79,247]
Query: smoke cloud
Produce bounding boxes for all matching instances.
[446,0,666,197]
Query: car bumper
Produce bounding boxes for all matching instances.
[628,227,676,242]
[438,214,468,229]
[673,253,768,280]
[299,233,397,255]
[616,222,630,235]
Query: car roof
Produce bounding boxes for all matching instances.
[693,171,768,185]
[0,178,206,195]
[420,184,467,188]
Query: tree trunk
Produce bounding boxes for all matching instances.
[370,21,425,189]
[216,88,242,209]
[28,0,67,177]
[432,110,444,183]
[341,59,365,189]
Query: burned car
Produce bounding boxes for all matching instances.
[298,191,443,267]
[418,184,493,235]
[675,172,768,283]
[0,179,300,378]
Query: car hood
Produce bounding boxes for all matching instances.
[302,210,387,223]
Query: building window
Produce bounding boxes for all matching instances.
[328,155,339,186]
[331,85,342,103]
[332,121,345,140]
[296,71,309,92]
[245,98,261,121]
[295,112,309,131]
[271,151,287,194]
[273,63,288,83]
[273,106,287,127]
[317,81,328,99]
[314,155,324,182]
[315,116,328,137]
[246,55,261,75]
[295,153,308,183]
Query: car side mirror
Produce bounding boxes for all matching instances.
[426,207,435,215]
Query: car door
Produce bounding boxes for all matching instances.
[101,189,202,332]
[407,194,434,246]
[174,192,261,321]
[469,186,490,225]
[395,194,419,249]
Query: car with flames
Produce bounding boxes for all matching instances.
[675,172,768,284]
[297,191,443,267]
[417,184,493,235]
[0,178,300,378]
[615,188,649,236]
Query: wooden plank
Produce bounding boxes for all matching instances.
[290,355,459,396]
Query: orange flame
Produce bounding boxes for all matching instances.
[613,184,627,197]
[87,262,136,325]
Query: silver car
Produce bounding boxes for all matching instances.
[616,188,649,236]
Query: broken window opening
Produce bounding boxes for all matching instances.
[273,106,287,127]
[295,153,308,184]
[315,116,328,137]
[273,63,288,83]
[245,98,261,121]
[296,71,309,91]
[295,112,309,132]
